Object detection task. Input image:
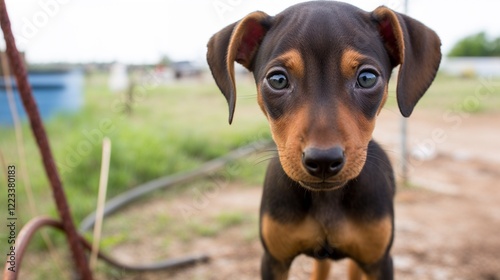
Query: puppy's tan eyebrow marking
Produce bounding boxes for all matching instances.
[273,49,305,78]
[340,49,366,78]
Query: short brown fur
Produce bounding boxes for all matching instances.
[334,103,374,181]
[267,101,375,190]
[376,85,389,116]
[227,11,269,70]
[275,49,305,78]
[348,260,364,280]
[332,217,392,265]
[261,214,322,263]
[340,49,366,78]
[310,259,331,280]
[267,105,314,185]
[207,2,441,279]
[372,7,405,65]
[262,213,392,269]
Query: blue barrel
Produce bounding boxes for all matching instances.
[0,69,83,125]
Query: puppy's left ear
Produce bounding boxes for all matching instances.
[207,11,272,124]
[372,7,441,117]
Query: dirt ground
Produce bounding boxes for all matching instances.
[85,109,499,280]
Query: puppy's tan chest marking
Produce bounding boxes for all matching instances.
[261,213,392,265]
[331,216,392,264]
[261,214,322,262]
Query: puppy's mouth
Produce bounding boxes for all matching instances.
[298,180,347,191]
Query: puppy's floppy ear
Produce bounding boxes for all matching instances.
[207,11,271,124]
[372,6,441,117]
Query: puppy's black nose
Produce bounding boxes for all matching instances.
[302,147,345,179]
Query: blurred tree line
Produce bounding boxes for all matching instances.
[448,32,500,57]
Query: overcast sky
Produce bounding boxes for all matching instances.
[2,0,500,64]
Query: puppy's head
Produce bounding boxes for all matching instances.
[207,1,441,191]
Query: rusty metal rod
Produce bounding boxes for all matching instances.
[0,1,93,278]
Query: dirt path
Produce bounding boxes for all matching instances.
[95,110,500,279]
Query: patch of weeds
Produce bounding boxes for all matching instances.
[182,211,250,239]
[242,227,260,242]
[99,234,128,250]
[216,211,246,228]
[188,220,220,237]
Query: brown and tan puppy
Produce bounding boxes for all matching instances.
[207,1,441,279]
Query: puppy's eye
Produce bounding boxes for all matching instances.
[267,73,288,90]
[357,71,377,88]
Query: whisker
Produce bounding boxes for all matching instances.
[254,153,277,162]
[253,156,277,166]
[239,94,257,100]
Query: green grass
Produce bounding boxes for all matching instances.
[176,211,251,240]
[0,72,269,252]
[215,211,247,228]
[385,72,500,113]
[192,211,247,236]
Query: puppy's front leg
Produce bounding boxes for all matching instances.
[348,254,393,280]
[261,251,291,280]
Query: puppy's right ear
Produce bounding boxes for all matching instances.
[207,11,271,124]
